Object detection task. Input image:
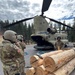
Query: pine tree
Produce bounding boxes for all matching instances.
[58,21,61,33]
[62,20,66,31]
[27,24,32,41]
[23,22,28,42]
[31,23,35,34]
[67,23,72,41]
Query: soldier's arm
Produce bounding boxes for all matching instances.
[20,41,26,50]
[11,44,24,57]
[61,42,65,50]
[54,42,58,50]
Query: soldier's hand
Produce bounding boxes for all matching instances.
[16,60,19,68]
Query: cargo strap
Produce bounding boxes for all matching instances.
[25,66,31,68]
[31,54,43,64]
[36,54,43,59]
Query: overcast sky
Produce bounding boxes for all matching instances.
[0,0,75,24]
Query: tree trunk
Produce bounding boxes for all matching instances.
[26,67,35,75]
[48,58,75,75]
[30,50,63,67]
[36,65,49,75]
[43,49,75,72]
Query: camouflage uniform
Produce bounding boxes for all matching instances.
[17,35,26,75]
[0,30,23,75]
[1,40,24,75]
[55,36,64,50]
[17,35,26,50]
[55,41,64,50]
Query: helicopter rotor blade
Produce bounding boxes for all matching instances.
[3,17,34,28]
[41,0,52,15]
[44,16,73,29]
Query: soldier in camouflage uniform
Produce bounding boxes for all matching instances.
[17,35,26,50]
[0,30,24,75]
[55,36,64,50]
[16,35,26,75]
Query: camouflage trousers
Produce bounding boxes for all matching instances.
[19,60,25,75]
[3,64,21,75]
[3,60,25,75]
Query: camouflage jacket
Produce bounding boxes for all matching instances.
[15,41,25,67]
[19,41,26,50]
[16,41,26,51]
[55,41,64,50]
[0,40,23,66]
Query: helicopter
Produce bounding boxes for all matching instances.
[31,15,69,50]
[3,0,74,50]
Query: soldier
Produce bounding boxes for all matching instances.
[55,36,64,50]
[0,30,24,75]
[17,35,26,50]
[16,35,26,75]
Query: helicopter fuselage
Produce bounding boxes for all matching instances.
[31,32,68,50]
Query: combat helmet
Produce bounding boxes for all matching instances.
[3,30,17,43]
[57,36,61,40]
[17,35,23,42]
